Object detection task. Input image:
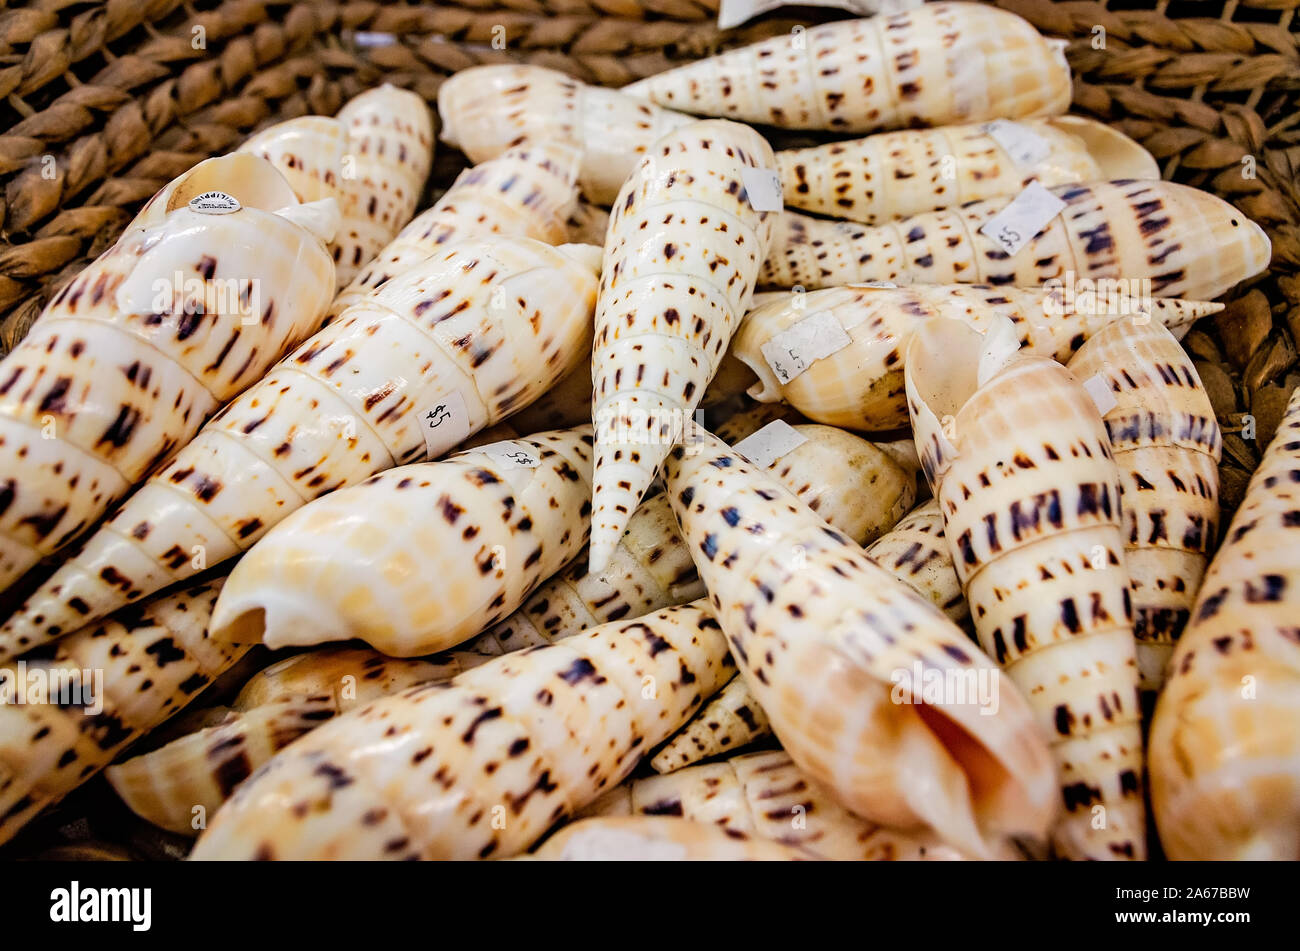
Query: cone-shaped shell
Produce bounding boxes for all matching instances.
[732,282,1222,432]
[331,142,583,318]
[648,675,773,773]
[1067,317,1222,698]
[761,181,1272,300]
[778,116,1156,224]
[905,317,1145,860]
[106,645,482,834]
[589,748,1016,859]
[190,600,734,859]
[1149,386,1300,860]
[588,119,776,574]
[621,3,1071,133]
[0,155,337,598]
[663,430,1058,857]
[0,239,600,663]
[0,579,245,846]
[529,815,814,860]
[239,85,434,288]
[438,64,696,205]
[209,427,596,656]
[470,422,916,658]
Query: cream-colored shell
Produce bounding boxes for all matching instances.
[621,3,1071,132]
[470,423,916,658]
[1067,317,1222,698]
[0,579,245,846]
[438,64,696,205]
[761,181,1272,301]
[330,142,583,319]
[209,427,596,656]
[587,749,1016,860]
[732,283,1222,432]
[648,675,773,774]
[529,815,814,860]
[190,601,734,860]
[0,154,337,602]
[778,116,1155,224]
[239,85,434,287]
[589,119,776,574]
[663,430,1057,858]
[906,317,1145,860]
[1149,385,1300,860]
[0,239,600,662]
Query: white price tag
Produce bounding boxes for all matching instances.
[1082,374,1119,416]
[420,390,473,459]
[981,119,1052,166]
[188,190,241,215]
[741,167,783,213]
[978,182,1067,258]
[733,419,809,470]
[476,440,542,492]
[759,310,852,385]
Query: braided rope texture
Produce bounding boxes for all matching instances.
[0,0,1295,507]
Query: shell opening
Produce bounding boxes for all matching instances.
[1046,117,1159,181]
[212,606,269,647]
[162,153,301,214]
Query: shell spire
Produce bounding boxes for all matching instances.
[777,116,1156,224]
[0,154,337,598]
[588,119,777,574]
[0,238,599,663]
[621,2,1071,132]
[1149,385,1300,860]
[190,601,734,859]
[1067,316,1222,701]
[239,85,434,288]
[663,429,1058,857]
[438,64,695,205]
[760,180,1271,300]
[905,317,1146,859]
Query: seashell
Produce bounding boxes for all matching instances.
[331,142,584,319]
[105,646,487,834]
[653,494,965,775]
[760,180,1272,300]
[239,85,434,288]
[905,317,1145,859]
[731,282,1222,432]
[778,116,1155,224]
[208,427,596,656]
[589,119,776,574]
[1148,385,1300,860]
[0,238,599,663]
[0,154,337,600]
[621,2,1071,133]
[1067,316,1222,699]
[470,423,916,659]
[663,429,1058,858]
[586,748,1015,859]
[528,815,814,860]
[438,64,696,205]
[189,601,734,859]
[0,579,245,846]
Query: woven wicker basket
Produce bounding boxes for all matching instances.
[1,0,1297,520]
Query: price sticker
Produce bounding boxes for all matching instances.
[733,420,809,470]
[420,390,472,460]
[1082,374,1119,416]
[759,309,852,385]
[978,182,1067,257]
[741,167,784,213]
[981,119,1052,166]
[476,440,543,492]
